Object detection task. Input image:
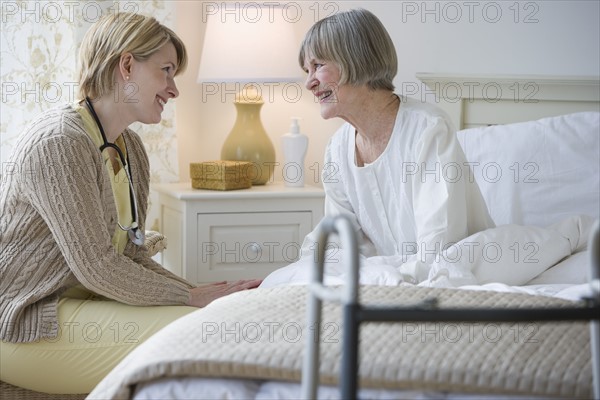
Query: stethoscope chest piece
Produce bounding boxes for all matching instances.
[129,226,145,246]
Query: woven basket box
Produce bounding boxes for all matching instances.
[190,161,252,191]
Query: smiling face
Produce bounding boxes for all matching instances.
[303,56,353,120]
[126,42,179,124]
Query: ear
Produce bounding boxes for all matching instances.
[118,52,134,81]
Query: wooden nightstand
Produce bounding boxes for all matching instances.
[153,182,325,283]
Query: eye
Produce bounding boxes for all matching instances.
[162,63,178,77]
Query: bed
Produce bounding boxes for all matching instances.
[87,74,600,400]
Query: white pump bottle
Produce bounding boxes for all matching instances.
[281,118,308,187]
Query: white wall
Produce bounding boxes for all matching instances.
[174,1,599,185]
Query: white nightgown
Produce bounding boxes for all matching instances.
[262,97,494,287]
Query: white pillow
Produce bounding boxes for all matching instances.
[427,223,573,286]
[457,112,600,227]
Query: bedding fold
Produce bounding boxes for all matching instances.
[261,215,596,289]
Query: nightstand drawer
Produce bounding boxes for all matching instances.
[155,182,325,284]
[195,212,312,282]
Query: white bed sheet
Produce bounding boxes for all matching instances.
[133,377,551,400]
[260,215,595,291]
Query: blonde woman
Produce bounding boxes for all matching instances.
[0,13,260,394]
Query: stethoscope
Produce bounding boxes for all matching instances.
[85,97,145,246]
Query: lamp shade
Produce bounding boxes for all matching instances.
[197,5,302,83]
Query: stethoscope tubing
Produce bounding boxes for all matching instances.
[84,97,144,246]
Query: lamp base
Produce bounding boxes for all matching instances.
[221,86,276,185]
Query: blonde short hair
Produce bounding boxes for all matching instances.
[78,12,187,100]
[299,8,397,91]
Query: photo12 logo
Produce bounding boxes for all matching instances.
[1,81,142,105]
[1,1,140,24]
[202,1,301,24]
[199,82,303,104]
[200,320,340,344]
[1,82,79,105]
[200,2,340,24]
[401,81,540,104]
[401,1,540,24]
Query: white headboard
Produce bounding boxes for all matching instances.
[415,73,600,129]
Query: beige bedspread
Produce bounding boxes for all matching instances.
[88,285,593,399]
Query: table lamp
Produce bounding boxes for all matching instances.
[197,5,302,185]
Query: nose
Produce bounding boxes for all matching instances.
[305,71,317,91]
[167,77,179,99]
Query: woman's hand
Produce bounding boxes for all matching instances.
[187,279,262,308]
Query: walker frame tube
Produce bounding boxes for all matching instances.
[301,216,600,400]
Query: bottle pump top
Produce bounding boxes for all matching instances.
[290,118,300,134]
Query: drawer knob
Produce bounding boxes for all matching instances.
[249,242,261,253]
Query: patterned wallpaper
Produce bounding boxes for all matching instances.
[0,0,180,230]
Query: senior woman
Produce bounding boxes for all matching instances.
[0,13,260,394]
[262,9,494,288]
